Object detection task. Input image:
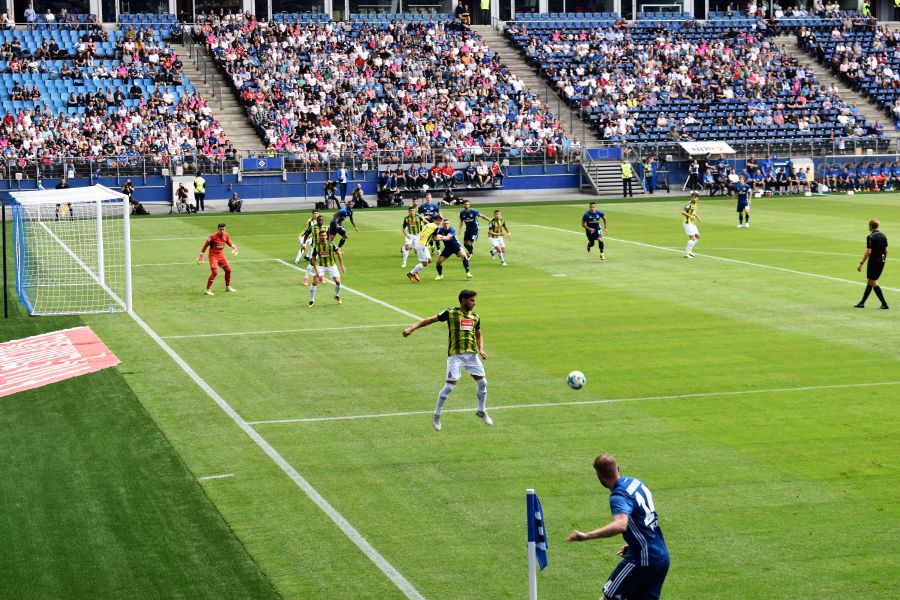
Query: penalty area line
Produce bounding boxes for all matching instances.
[126,310,426,600]
[162,323,408,340]
[274,259,424,320]
[246,380,900,425]
[523,224,900,292]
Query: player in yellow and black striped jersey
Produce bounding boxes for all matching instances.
[406,221,441,282]
[300,214,329,285]
[402,290,492,431]
[308,231,346,307]
[294,208,320,264]
[681,191,702,258]
[487,209,510,266]
[401,207,426,268]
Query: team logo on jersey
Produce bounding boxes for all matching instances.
[459,318,475,331]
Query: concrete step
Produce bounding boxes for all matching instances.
[174,41,266,153]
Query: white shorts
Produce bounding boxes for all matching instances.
[314,264,340,280]
[415,243,431,262]
[446,352,485,381]
[489,236,505,250]
[683,223,699,236]
[304,245,315,260]
[404,232,417,246]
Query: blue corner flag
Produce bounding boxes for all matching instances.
[527,491,548,570]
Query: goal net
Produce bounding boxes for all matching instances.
[10,185,132,315]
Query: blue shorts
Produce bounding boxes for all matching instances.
[603,558,669,600]
[736,201,748,212]
[440,241,463,258]
[585,230,602,242]
[463,229,479,242]
[328,223,346,237]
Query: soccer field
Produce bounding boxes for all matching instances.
[2,193,898,599]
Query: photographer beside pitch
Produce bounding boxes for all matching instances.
[567,454,670,600]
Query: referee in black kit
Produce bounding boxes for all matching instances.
[855,219,889,309]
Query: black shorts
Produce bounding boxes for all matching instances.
[440,242,463,258]
[463,229,479,242]
[736,202,748,212]
[867,261,885,281]
[585,230,601,242]
[328,223,346,237]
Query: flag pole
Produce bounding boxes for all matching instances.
[527,488,538,600]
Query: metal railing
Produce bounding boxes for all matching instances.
[180,30,224,110]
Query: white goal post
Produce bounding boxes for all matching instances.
[10,185,132,315]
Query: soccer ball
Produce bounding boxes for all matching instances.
[567,371,586,390]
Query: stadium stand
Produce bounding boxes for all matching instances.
[0,16,235,179]
[504,11,886,154]
[196,12,575,165]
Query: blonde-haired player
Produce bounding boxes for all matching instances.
[681,192,702,258]
[488,209,510,266]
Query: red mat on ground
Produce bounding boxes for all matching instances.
[0,326,121,398]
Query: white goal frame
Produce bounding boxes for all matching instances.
[10,185,132,315]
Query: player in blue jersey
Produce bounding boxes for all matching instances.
[418,193,442,223]
[733,175,752,228]
[433,218,472,280]
[328,200,359,248]
[458,200,490,256]
[582,202,609,260]
[567,454,670,600]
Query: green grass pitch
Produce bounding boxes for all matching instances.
[1,193,898,599]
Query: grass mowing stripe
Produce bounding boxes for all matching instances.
[246,380,900,425]
[524,223,900,292]
[162,323,406,339]
[126,309,427,600]
[274,259,424,320]
[134,258,276,267]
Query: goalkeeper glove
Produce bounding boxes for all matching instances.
[197,253,204,263]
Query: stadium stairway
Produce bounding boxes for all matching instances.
[470,24,604,148]
[580,159,646,196]
[173,41,267,154]
[775,34,900,147]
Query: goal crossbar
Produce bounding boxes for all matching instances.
[10,185,132,315]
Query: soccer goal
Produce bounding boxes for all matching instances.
[9,185,132,315]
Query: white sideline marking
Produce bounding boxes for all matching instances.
[198,473,235,481]
[246,381,900,425]
[524,224,900,292]
[127,310,425,600]
[163,323,406,340]
[701,247,861,258]
[274,259,424,320]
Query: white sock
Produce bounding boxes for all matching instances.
[295,248,305,262]
[309,286,317,302]
[476,379,487,412]
[435,382,456,415]
[686,240,696,253]
[334,283,341,298]
[304,264,313,278]
[498,251,505,264]
[401,246,409,261]
[411,263,425,275]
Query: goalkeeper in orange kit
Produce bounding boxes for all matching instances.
[198,223,238,296]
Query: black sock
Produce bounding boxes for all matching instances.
[739,215,743,224]
[598,240,605,252]
[465,242,473,255]
[861,285,873,304]
[462,258,470,272]
[873,286,887,305]
[338,238,346,248]
[436,263,443,275]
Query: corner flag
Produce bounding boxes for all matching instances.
[527,489,547,600]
